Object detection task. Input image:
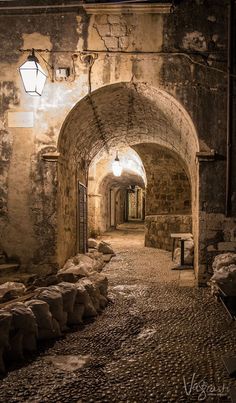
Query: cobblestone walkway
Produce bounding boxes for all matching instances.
[1,223,236,402]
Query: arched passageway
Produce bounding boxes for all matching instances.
[87,146,146,236]
[57,82,199,277]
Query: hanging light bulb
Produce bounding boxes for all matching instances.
[112,151,122,177]
[19,49,47,96]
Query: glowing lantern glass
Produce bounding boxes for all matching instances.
[19,49,47,96]
[112,152,122,177]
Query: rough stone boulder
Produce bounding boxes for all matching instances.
[209,253,236,288]
[0,261,109,372]
[56,272,77,284]
[78,278,102,312]
[86,250,105,272]
[89,272,108,309]
[97,241,115,255]
[88,272,108,298]
[0,310,12,372]
[212,253,236,272]
[103,254,113,263]
[52,282,86,326]
[32,275,58,288]
[36,288,66,332]
[50,283,77,314]
[88,238,99,249]
[67,303,85,326]
[6,303,38,360]
[25,299,59,340]
[74,283,97,318]
[59,254,95,277]
[211,264,236,284]
[0,282,26,303]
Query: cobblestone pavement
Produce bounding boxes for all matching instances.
[1,222,236,403]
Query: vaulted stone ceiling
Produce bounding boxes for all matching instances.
[58,82,199,181]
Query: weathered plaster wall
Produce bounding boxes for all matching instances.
[0,0,234,284]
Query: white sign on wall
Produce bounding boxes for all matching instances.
[8,111,34,128]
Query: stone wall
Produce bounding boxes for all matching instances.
[133,143,191,215]
[145,215,192,251]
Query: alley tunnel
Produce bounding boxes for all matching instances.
[57,82,199,273]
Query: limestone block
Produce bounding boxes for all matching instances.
[111,24,127,37]
[98,241,115,255]
[86,251,105,272]
[93,256,105,272]
[99,294,108,309]
[103,254,113,263]
[213,253,236,271]
[36,289,67,331]
[74,283,97,318]
[119,36,129,50]
[210,253,236,286]
[88,238,99,249]
[88,272,108,298]
[7,303,38,354]
[211,264,236,284]
[78,278,101,312]
[0,310,12,347]
[52,318,62,338]
[74,283,89,305]
[67,304,84,325]
[56,272,77,283]
[0,282,26,303]
[50,282,77,313]
[7,330,23,361]
[96,24,110,37]
[60,254,95,276]
[25,299,57,340]
[104,36,118,49]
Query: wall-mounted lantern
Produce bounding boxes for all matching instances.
[112,151,122,177]
[19,49,47,96]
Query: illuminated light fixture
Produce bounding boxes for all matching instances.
[112,151,122,177]
[19,49,47,96]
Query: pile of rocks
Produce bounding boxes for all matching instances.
[209,253,236,291]
[0,246,111,373]
[88,238,115,262]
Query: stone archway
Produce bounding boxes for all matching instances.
[87,146,146,234]
[57,82,199,278]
